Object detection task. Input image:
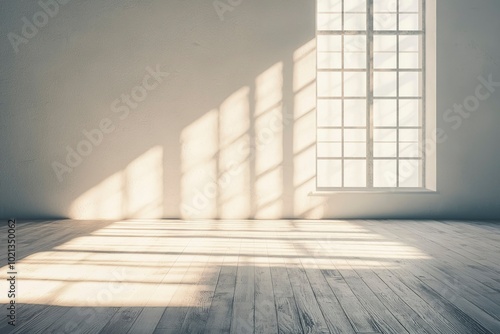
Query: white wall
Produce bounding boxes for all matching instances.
[1,0,499,219]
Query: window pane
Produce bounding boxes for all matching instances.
[374,35,397,52]
[399,129,420,158]
[344,128,367,157]
[373,99,397,126]
[345,0,366,12]
[399,35,421,52]
[399,159,421,187]
[344,160,367,187]
[399,128,419,142]
[344,52,366,69]
[344,143,366,157]
[374,159,397,187]
[318,143,342,157]
[345,35,366,52]
[374,128,397,142]
[317,99,342,126]
[399,13,421,30]
[374,35,397,69]
[317,13,342,30]
[374,127,397,157]
[317,159,342,187]
[399,99,421,126]
[374,52,397,69]
[374,72,397,97]
[344,71,367,97]
[399,143,421,157]
[374,0,396,13]
[344,99,366,126]
[345,13,366,30]
[399,72,421,97]
[400,0,419,12]
[399,35,421,69]
[374,13,397,30]
[344,35,366,68]
[374,143,397,157]
[317,0,342,12]
[344,129,366,141]
[399,53,420,69]
[317,72,342,97]
[318,35,342,52]
[318,52,342,69]
[317,129,342,141]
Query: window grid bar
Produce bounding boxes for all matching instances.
[318,30,424,35]
[316,187,428,192]
[366,0,374,187]
[318,126,423,130]
[318,11,421,14]
[341,0,345,187]
[422,0,427,188]
[315,2,318,190]
[396,0,400,187]
[318,69,422,72]
[318,96,423,100]
[317,157,423,161]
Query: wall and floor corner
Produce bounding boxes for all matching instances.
[0,0,499,220]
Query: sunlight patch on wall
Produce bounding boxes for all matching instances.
[180,110,219,219]
[69,146,163,219]
[218,87,251,218]
[254,62,284,218]
[293,38,326,218]
[180,87,252,219]
[125,147,164,218]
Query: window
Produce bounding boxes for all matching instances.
[316,0,436,191]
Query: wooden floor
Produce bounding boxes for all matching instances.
[1,219,500,334]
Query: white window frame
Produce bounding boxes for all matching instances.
[315,0,436,192]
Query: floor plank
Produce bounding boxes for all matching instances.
[203,237,239,334]
[285,257,330,334]
[254,238,278,334]
[230,238,255,334]
[320,268,379,333]
[270,240,303,334]
[300,257,356,334]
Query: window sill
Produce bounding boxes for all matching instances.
[309,188,438,196]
